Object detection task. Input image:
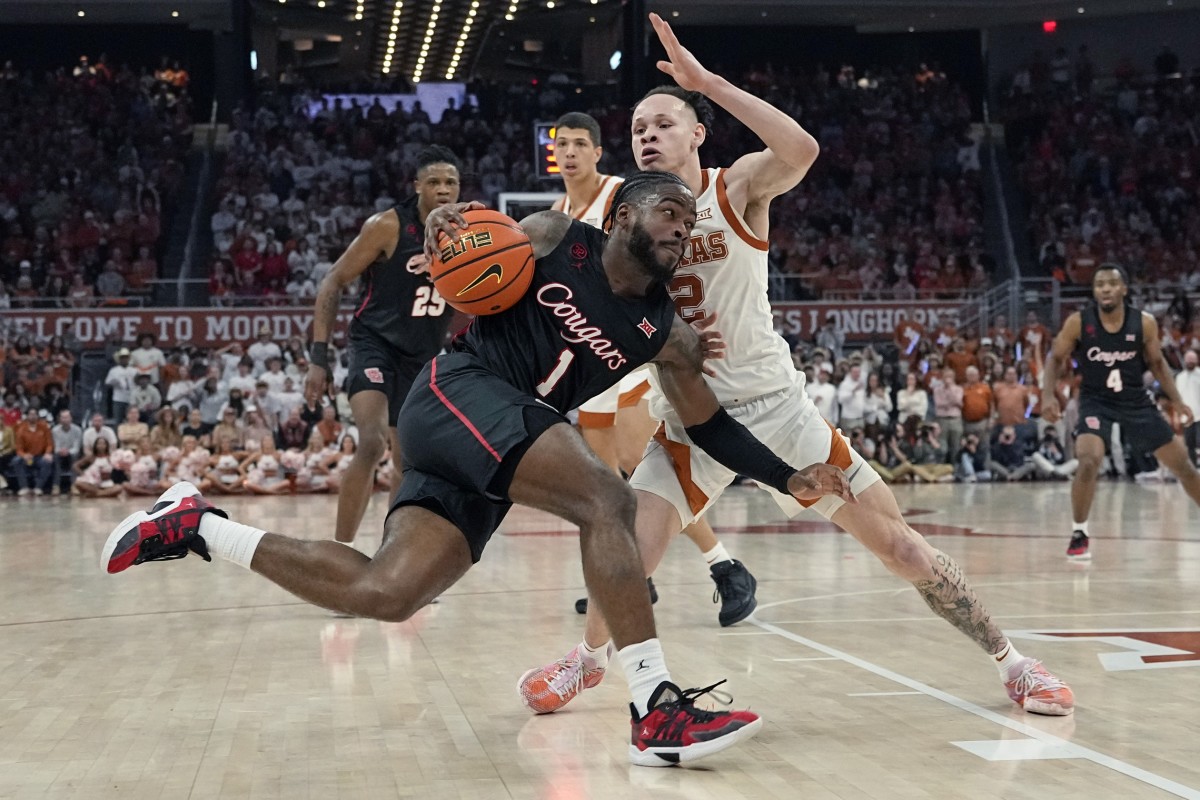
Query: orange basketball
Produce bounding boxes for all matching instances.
[430,209,534,315]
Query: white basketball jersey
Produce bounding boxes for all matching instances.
[553,174,623,230]
[652,167,797,416]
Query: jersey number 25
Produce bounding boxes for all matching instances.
[411,286,446,317]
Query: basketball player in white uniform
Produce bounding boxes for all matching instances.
[552,111,759,625]
[519,13,1073,718]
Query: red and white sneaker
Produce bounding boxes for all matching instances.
[1004,659,1074,716]
[517,643,610,714]
[101,481,227,574]
[629,680,762,767]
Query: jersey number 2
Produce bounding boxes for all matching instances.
[411,286,446,317]
[668,274,707,322]
[1106,368,1123,393]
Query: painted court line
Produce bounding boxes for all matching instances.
[846,691,923,697]
[750,617,1200,800]
[773,657,839,663]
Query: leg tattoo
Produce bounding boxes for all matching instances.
[913,551,1007,654]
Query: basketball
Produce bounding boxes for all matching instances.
[430,209,534,315]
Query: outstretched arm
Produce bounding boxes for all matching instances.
[1144,313,1193,425]
[307,210,398,403]
[1041,312,1081,423]
[649,13,818,210]
[653,316,853,503]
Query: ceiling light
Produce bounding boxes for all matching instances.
[171,10,180,17]
[671,10,679,17]
[354,14,362,19]
[547,1,555,7]
[505,13,513,19]
[317,0,325,7]
[1077,5,1085,11]
[77,9,85,16]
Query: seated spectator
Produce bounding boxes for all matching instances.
[51,409,83,495]
[130,373,163,418]
[211,406,245,451]
[117,406,150,448]
[207,453,246,494]
[315,404,342,446]
[278,405,310,450]
[1032,429,1078,479]
[955,433,992,482]
[989,425,1035,481]
[74,438,124,498]
[14,407,54,495]
[0,417,15,491]
[82,413,118,454]
[148,406,182,451]
[180,407,213,447]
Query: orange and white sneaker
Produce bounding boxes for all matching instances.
[1004,659,1074,715]
[517,644,609,714]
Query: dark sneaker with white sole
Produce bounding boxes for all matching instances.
[710,559,757,626]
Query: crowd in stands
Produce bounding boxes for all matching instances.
[781,303,1196,485]
[1002,44,1200,295]
[0,325,391,497]
[0,54,193,309]
[206,61,990,305]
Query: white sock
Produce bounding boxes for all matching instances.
[617,638,672,717]
[580,639,610,670]
[332,539,357,550]
[992,640,1026,677]
[198,514,268,570]
[1072,520,1089,536]
[703,542,732,567]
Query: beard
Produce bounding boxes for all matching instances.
[628,219,679,283]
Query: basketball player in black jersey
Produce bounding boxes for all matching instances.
[102,171,853,766]
[304,145,461,546]
[1042,264,1200,560]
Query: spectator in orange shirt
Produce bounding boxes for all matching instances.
[961,365,994,460]
[14,406,53,495]
[1019,310,1052,362]
[993,365,1036,445]
[315,404,343,447]
[943,337,979,383]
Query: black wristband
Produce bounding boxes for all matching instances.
[311,341,330,371]
[684,407,796,496]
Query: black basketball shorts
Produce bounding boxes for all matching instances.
[344,328,427,426]
[1074,396,1175,456]
[388,352,566,562]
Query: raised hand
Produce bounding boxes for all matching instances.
[423,200,488,261]
[786,463,855,504]
[649,12,715,93]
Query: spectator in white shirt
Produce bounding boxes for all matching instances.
[210,200,237,236]
[808,368,838,424]
[228,360,257,395]
[247,326,282,373]
[260,356,289,394]
[863,372,894,433]
[1176,349,1200,465]
[105,347,137,421]
[275,376,305,419]
[214,342,247,382]
[837,363,868,431]
[82,412,118,454]
[130,333,166,384]
[896,370,930,423]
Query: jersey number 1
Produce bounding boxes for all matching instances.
[536,349,575,397]
[1106,368,1123,393]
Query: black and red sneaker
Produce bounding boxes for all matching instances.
[101,482,227,574]
[628,680,762,766]
[1066,530,1091,562]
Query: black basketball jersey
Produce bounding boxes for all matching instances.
[451,220,676,413]
[349,195,452,359]
[1075,302,1153,409]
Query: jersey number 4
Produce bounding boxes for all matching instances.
[411,285,446,317]
[1106,368,1123,393]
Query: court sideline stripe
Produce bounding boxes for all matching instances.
[749,617,1200,800]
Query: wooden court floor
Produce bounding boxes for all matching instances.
[1,480,1199,799]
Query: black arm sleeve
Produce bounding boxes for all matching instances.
[684,407,797,495]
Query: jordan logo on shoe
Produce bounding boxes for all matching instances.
[635,660,649,672]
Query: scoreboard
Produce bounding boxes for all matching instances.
[534,121,561,180]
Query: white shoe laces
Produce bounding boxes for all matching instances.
[543,657,585,700]
[1011,660,1066,694]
